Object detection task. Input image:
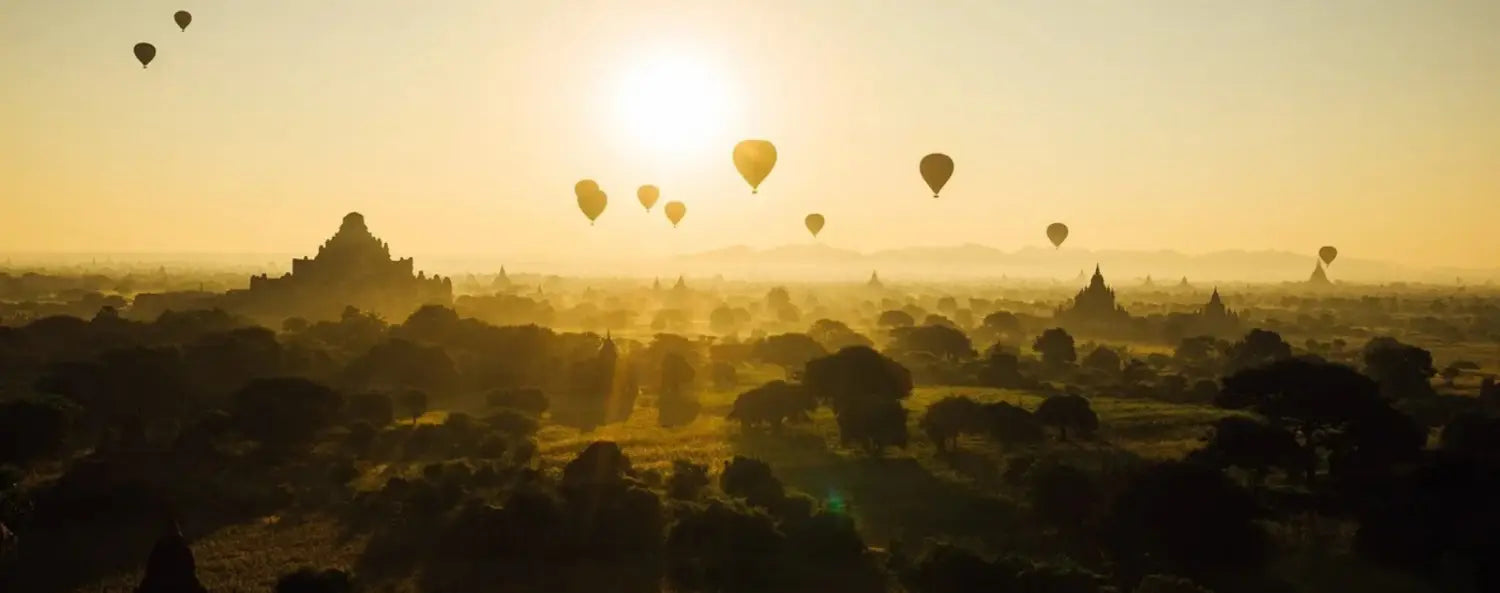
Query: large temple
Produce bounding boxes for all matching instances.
[222,212,452,322]
[1187,288,1242,337]
[1055,265,1132,332]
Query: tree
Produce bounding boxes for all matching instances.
[1103,461,1267,582]
[1173,336,1220,369]
[807,319,873,352]
[344,392,395,426]
[1034,394,1099,441]
[1217,357,1422,480]
[343,339,458,395]
[1189,417,1309,484]
[658,353,700,428]
[0,395,76,466]
[753,333,828,377]
[1361,337,1436,399]
[395,390,428,424]
[1083,346,1123,374]
[982,402,1047,446]
[710,361,738,391]
[977,348,1029,389]
[981,311,1022,337]
[1032,328,1076,369]
[1026,461,1102,534]
[878,310,915,329]
[888,325,975,362]
[804,346,913,454]
[920,396,982,452]
[728,380,816,430]
[1225,329,1291,372]
[230,377,344,451]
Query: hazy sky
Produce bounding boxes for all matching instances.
[3,1,1498,268]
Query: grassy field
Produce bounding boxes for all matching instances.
[64,378,1235,592]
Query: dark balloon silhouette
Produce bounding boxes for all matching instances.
[732,140,777,194]
[1047,223,1069,248]
[174,11,193,32]
[577,188,606,225]
[805,213,825,237]
[1319,246,1338,266]
[574,179,600,200]
[637,185,660,212]
[664,201,686,227]
[919,153,953,198]
[133,43,157,69]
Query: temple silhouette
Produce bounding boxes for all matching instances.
[1055,265,1132,333]
[1309,261,1332,286]
[1185,288,1242,337]
[221,212,452,322]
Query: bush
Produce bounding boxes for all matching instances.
[484,387,548,416]
[275,567,356,593]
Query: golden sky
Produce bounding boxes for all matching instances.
[2,1,1498,268]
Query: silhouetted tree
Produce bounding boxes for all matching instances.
[394,389,428,424]
[982,402,1047,446]
[920,395,982,452]
[1225,329,1291,372]
[1035,394,1098,441]
[728,380,816,430]
[344,392,394,427]
[1033,328,1077,369]
[709,305,739,335]
[878,310,915,329]
[710,361,738,391]
[804,346,913,454]
[0,395,75,466]
[753,333,828,377]
[1026,461,1102,535]
[666,460,710,500]
[1104,461,1267,583]
[977,347,1029,389]
[807,318,873,351]
[658,353,700,428]
[1189,417,1309,484]
[888,324,975,362]
[1361,336,1436,399]
[230,377,343,451]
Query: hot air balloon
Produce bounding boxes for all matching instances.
[574,179,600,200]
[733,140,777,194]
[577,189,606,225]
[637,185,660,212]
[1046,223,1069,249]
[1319,246,1338,266]
[919,153,953,198]
[133,43,156,69]
[664,201,686,227]
[805,214,825,237]
[174,11,192,32]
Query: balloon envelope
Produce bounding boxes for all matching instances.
[733,140,777,193]
[805,214,825,237]
[664,201,686,227]
[919,153,954,198]
[174,11,192,32]
[637,185,660,212]
[574,179,600,200]
[1046,223,1069,248]
[1319,246,1338,265]
[577,190,606,225]
[133,43,156,68]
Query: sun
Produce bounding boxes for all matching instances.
[615,53,734,158]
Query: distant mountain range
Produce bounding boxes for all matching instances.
[670,244,1497,285]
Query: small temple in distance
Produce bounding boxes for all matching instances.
[1309,261,1332,286]
[223,212,452,322]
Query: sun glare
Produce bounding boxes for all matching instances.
[615,54,733,159]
